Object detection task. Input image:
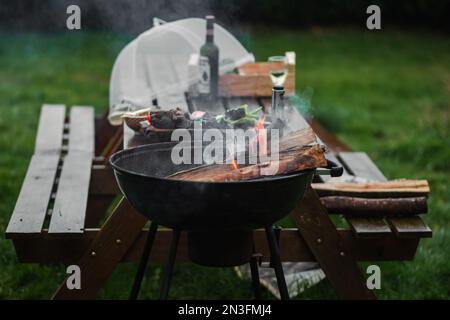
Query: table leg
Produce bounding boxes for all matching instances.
[290,186,376,300]
[52,197,147,299]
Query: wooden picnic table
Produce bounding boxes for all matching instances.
[5,60,431,300]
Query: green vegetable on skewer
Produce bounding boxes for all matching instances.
[214,104,263,127]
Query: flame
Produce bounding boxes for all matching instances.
[255,116,267,157]
[231,159,238,170]
[255,115,265,133]
[230,116,265,171]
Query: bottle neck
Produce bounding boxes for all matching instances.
[271,86,285,119]
[206,27,214,43]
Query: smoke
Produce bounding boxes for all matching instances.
[289,86,314,117]
[278,86,315,134]
[91,0,207,34]
[0,0,244,34]
[91,0,245,35]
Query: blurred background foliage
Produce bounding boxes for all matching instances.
[1,0,450,34]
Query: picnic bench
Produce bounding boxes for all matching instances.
[5,73,431,300]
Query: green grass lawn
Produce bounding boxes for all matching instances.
[0,28,449,299]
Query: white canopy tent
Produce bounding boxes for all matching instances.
[108,17,255,125]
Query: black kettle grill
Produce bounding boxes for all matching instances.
[110,142,342,299]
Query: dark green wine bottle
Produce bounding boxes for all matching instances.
[199,15,219,99]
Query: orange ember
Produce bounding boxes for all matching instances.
[255,115,265,132]
[231,159,239,170]
[255,116,267,156]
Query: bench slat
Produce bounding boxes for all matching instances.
[387,217,432,238]
[6,154,60,234]
[346,217,391,237]
[337,151,432,238]
[69,106,95,155]
[338,152,392,236]
[48,153,92,233]
[35,104,66,154]
[48,106,95,234]
[338,152,387,182]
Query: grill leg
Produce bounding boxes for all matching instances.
[249,253,262,300]
[159,229,181,300]
[269,225,282,268]
[129,221,158,300]
[265,225,289,300]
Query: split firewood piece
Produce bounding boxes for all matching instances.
[278,127,318,151]
[320,196,428,216]
[169,144,327,182]
[312,179,430,198]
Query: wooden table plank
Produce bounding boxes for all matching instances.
[219,53,295,97]
[11,228,420,264]
[346,217,391,238]
[35,104,66,154]
[6,154,60,234]
[337,151,392,236]
[339,152,387,182]
[48,106,95,233]
[48,153,92,233]
[388,217,432,238]
[69,106,95,155]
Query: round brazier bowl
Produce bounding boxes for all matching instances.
[110,142,314,232]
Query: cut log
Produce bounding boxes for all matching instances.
[169,144,327,182]
[312,179,429,198]
[320,196,428,216]
[278,127,318,150]
[168,127,322,182]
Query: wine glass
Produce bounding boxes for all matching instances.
[267,56,288,87]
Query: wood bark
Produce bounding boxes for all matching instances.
[320,196,428,216]
[312,179,430,198]
[169,143,326,182]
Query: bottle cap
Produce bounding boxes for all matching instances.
[206,15,215,29]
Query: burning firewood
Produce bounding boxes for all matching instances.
[168,143,327,182]
[278,127,317,150]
